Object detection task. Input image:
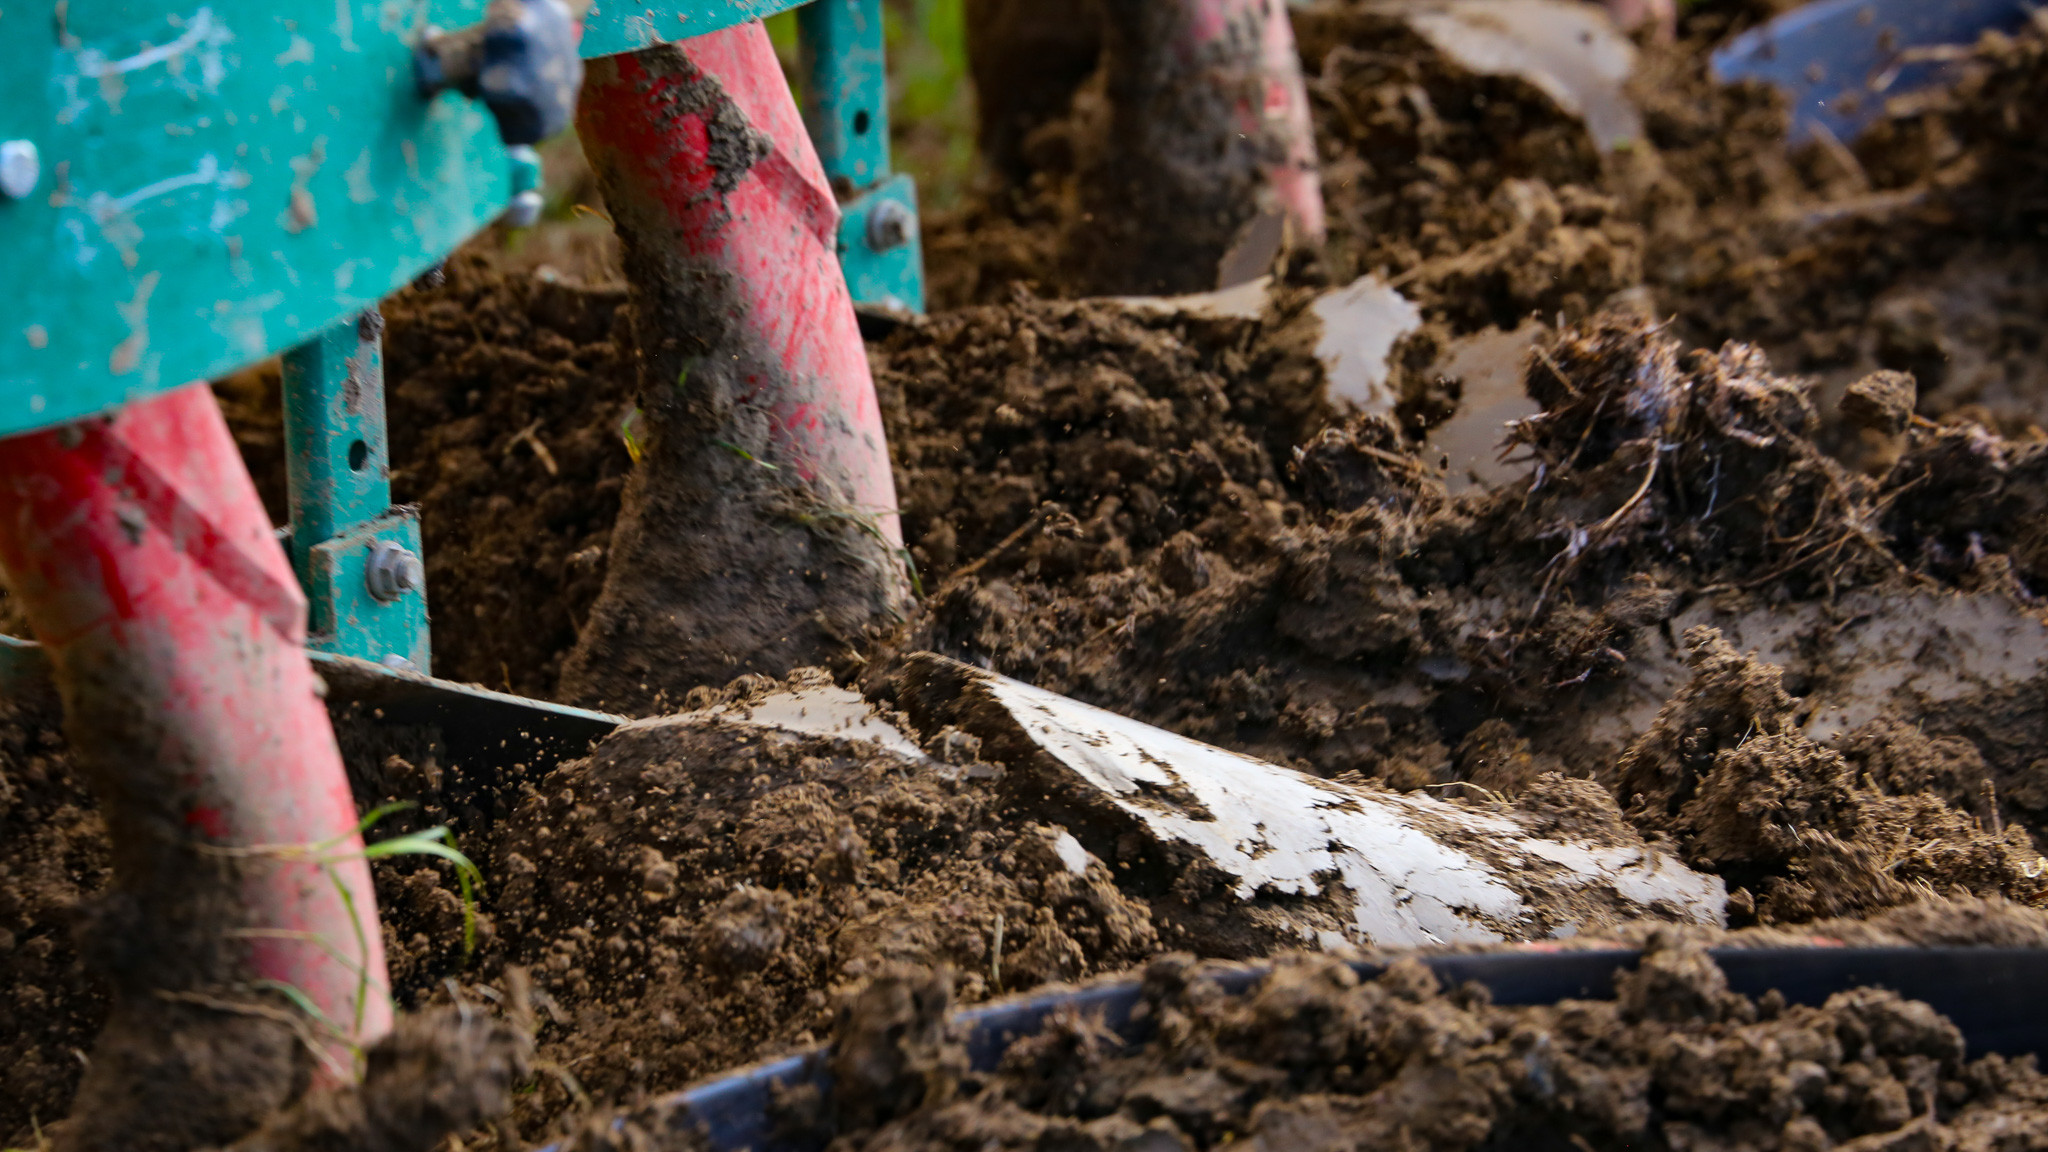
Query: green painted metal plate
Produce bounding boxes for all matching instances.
[838,175,925,314]
[578,0,811,60]
[306,510,431,672]
[0,1,515,441]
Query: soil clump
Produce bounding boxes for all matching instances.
[217,1008,531,1152]
[883,308,2048,930]
[483,670,1159,1126]
[0,696,107,1143]
[816,944,2048,1152]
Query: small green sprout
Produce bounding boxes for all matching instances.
[714,440,781,471]
[619,407,645,464]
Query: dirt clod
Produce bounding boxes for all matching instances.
[826,945,2048,1152]
[1841,371,1919,438]
[487,694,1160,1126]
[216,1009,531,1152]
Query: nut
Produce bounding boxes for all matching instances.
[865,198,915,252]
[365,541,425,602]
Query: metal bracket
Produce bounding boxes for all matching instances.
[797,0,926,313]
[304,510,432,673]
[282,311,433,672]
[836,174,926,314]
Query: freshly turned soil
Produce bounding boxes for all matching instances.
[934,1,2048,439]
[806,944,2048,1152]
[8,6,2048,1150]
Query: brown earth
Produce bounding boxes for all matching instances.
[0,685,524,1146]
[0,697,106,1144]
[933,1,2048,436]
[9,4,2048,1149]
[483,671,1159,1129]
[808,943,2048,1152]
[20,250,2048,1152]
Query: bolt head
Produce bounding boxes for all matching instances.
[477,0,583,145]
[365,541,425,602]
[0,140,40,200]
[866,198,915,252]
[504,189,544,229]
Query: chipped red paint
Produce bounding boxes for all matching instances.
[579,22,903,543]
[0,383,392,1072]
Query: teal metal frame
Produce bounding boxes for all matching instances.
[800,0,927,313]
[3,0,922,672]
[0,1,511,442]
[281,313,431,670]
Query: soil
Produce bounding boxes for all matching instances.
[876,308,2048,925]
[0,683,504,1146]
[378,257,637,700]
[483,670,1160,1126]
[810,943,2048,1152]
[8,3,2048,1149]
[0,697,106,1144]
[933,0,2048,437]
[219,1007,531,1152]
[872,296,1326,586]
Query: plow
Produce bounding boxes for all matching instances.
[5,0,2048,1149]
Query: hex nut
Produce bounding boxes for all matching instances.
[866,198,915,252]
[0,140,40,201]
[365,541,425,602]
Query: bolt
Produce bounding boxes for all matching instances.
[504,189,544,228]
[0,141,40,200]
[365,541,425,602]
[866,198,915,252]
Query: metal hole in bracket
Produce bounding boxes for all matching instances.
[348,439,369,471]
[853,109,871,135]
